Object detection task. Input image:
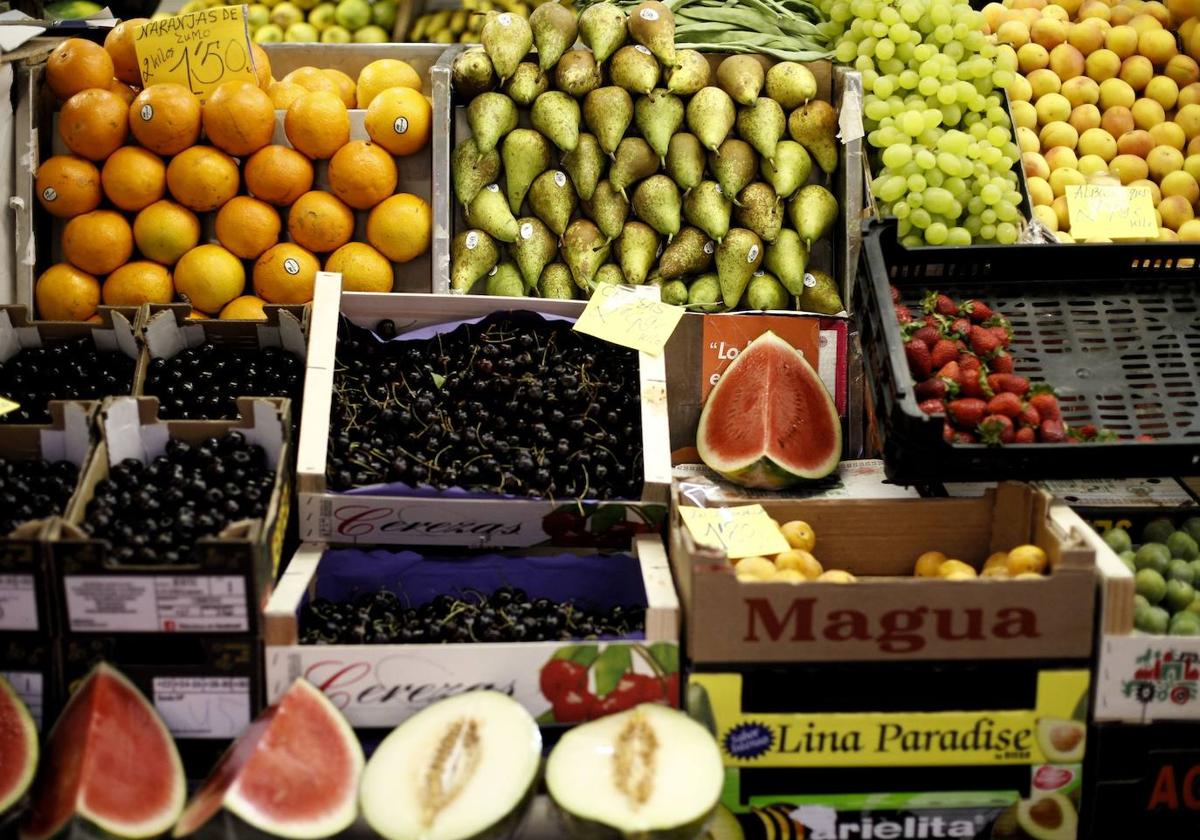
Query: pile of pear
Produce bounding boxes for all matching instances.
[448,0,844,313]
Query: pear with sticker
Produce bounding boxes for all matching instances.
[716,228,763,309]
[511,217,558,289]
[658,226,714,280]
[482,11,532,82]
[763,228,809,295]
[578,2,627,63]
[502,129,551,214]
[609,45,660,95]
[467,183,520,242]
[451,137,500,207]
[450,229,500,292]
[683,181,732,243]
[628,0,675,67]
[528,170,578,237]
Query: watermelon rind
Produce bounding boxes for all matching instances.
[219,680,364,840]
[696,331,841,488]
[0,676,38,817]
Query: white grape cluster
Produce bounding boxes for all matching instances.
[824,0,1027,244]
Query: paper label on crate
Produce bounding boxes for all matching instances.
[153,676,252,739]
[1037,477,1195,511]
[573,283,685,357]
[132,7,257,102]
[65,575,249,633]
[0,397,18,417]
[1095,636,1200,722]
[701,315,820,402]
[1,672,43,730]
[679,504,790,559]
[1065,184,1157,240]
[0,574,38,631]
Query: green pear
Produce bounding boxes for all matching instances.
[528,169,578,237]
[737,98,786,162]
[512,217,558,288]
[764,228,809,295]
[609,137,659,199]
[584,86,634,156]
[659,279,689,306]
[687,272,724,312]
[451,136,501,208]
[659,226,714,280]
[746,271,789,310]
[481,12,532,82]
[716,227,763,308]
[798,268,845,315]
[666,49,710,95]
[683,181,732,242]
[555,49,602,98]
[635,89,684,162]
[790,184,838,244]
[538,263,577,299]
[452,48,496,98]
[502,129,551,214]
[578,2,627,63]
[582,180,630,242]
[665,133,706,192]
[766,61,818,109]
[788,100,839,173]
[761,140,812,199]
[502,62,549,106]
[562,133,607,201]
[628,0,675,67]
[530,1,577,72]
[610,45,660,95]
[708,139,758,206]
[450,229,499,292]
[617,221,660,285]
[632,174,681,239]
[486,261,526,296]
[562,219,611,291]
[467,183,520,242]
[735,182,783,243]
[715,55,764,106]
[530,91,581,153]
[467,92,518,153]
[686,86,735,152]
[592,263,626,292]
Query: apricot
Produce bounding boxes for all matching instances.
[1145,75,1179,108]
[1028,175,1055,205]
[1147,144,1185,180]
[1105,24,1140,58]
[1132,96,1168,129]
[1117,128,1155,158]
[1032,17,1069,49]
[1086,48,1123,80]
[1028,68,1063,99]
[1110,152,1151,182]
[1140,29,1178,65]
[1176,102,1200,139]
[1079,126,1120,160]
[1157,193,1194,230]
[1161,168,1200,202]
[1024,151,1052,179]
[1119,55,1155,90]
[1062,75,1101,107]
[1036,91,1073,124]
[1101,105,1136,137]
[1049,43,1087,79]
[1148,118,1186,151]
[1069,103,1102,133]
[1100,77,1137,109]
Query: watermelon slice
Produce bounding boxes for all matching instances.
[0,675,38,817]
[174,679,363,839]
[20,664,185,840]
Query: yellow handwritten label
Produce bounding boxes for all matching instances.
[0,397,19,417]
[573,283,685,357]
[679,504,790,560]
[133,6,257,102]
[1065,184,1157,240]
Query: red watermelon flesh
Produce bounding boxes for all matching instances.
[0,675,38,817]
[696,331,841,488]
[20,664,184,840]
[175,678,363,839]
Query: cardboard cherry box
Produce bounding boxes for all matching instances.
[263,535,679,731]
[669,482,1098,664]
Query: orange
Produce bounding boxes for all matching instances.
[59,89,128,161]
[106,79,138,106]
[329,140,397,209]
[103,18,147,86]
[202,81,275,157]
[101,146,165,212]
[251,43,272,90]
[282,66,337,94]
[187,310,209,320]
[35,263,101,320]
[35,155,101,218]
[85,314,103,324]
[364,87,431,156]
[129,84,202,156]
[102,261,174,305]
[356,59,421,109]
[219,295,269,320]
[267,81,307,110]
[284,91,349,159]
[133,200,201,265]
[366,193,432,263]
[174,244,247,314]
[322,68,357,108]
[325,243,393,292]
[62,210,133,275]
[166,146,240,212]
[215,196,281,259]
[253,243,319,303]
[244,145,314,206]
[287,190,355,252]
[46,38,114,100]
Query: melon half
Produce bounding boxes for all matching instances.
[696,331,841,488]
[0,675,38,817]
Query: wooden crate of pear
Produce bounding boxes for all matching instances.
[429,2,860,314]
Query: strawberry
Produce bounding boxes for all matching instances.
[969,325,1002,356]
[930,339,959,369]
[961,300,994,322]
[920,398,946,415]
[923,291,958,316]
[936,360,963,385]
[946,398,987,428]
[1039,418,1067,443]
[1029,389,1060,420]
[915,377,958,401]
[990,325,1012,348]
[960,369,991,399]
[1136,434,1155,442]
[954,430,978,444]
[949,317,972,338]
[905,339,932,377]
[987,391,1022,418]
[990,351,1015,373]
[958,353,983,373]
[1078,423,1098,438]
[1015,426,1036,444]
[908,323,942,349]
[1019,403,1040,428]
[943,421,956,442]
[890,285,901,303]
[896,303,913,324]
[979,414,1016,445]
[986,373,1030,396]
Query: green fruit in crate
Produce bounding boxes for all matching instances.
[610,45,660,96]
[666,133,706,193]
[798,269,844,315]
[467,93,518,153]
[582,181,629,243]
[450,229,500,292]
[486,262,526,296]
[528,170,577,238]
[766,61,818,110]
[1119,551,1137,573]
[1135,568,1168,605]
[452,137,501,208]
[593,264,626,290]
[503,63,549,107]
[1168,558,1196,583]
[1143,518,1177,545]
[687,87,735,153]
[660,279,689,306]
[716,55,765,107]
[788,100,839,174]
[556,50,602,98]
[452,48,497,100]
[1166,579,1197,613]
[635,90,683,163]
[610,138,658,200]
[530,1,577,72]
[482,11,533,82]
[735,183,784,244]
[660,227,713,280]
[255,23,285,42]
[511,218,557,289]
[538,263,576,299]
[632,175,682,240]
[292,0,318,11]
[1188,596,1200,615]
[1102,527,1133,554]
[1138,605,1171,634]
[1184,516,1200,544]
[1134,594,1150,611]
[1191,559,1200,581]
[584,87,634,157]
[687,273,723,312]
[764,228,809,296]
[746,272,789,311]
[762,141,812,200]
[321,25,351,42]
[502,129,552,215]
[270,1,304,28]
[666,49,710,95]
[247,3,272,29]
[531,91,581,153]
[578,2,628,64]
[1171,611,1200,635]
[372,0,398,31]
[628,0,675,67]
[45,0,103,18]
[716,228,763,309]
[353,25,388,42]
[563,219,610,292]
[562,133,606,202]
[790,184,838,245]
[467,183,520,242]
[709,140,758,208]
[616,221,659,286]
[1168,530,1200,560]
[1135,543,1171,574]
[683,181,732,243]
[285,21,319,41]
[737,98,786,163]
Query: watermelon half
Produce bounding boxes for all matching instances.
[174,678,363,839]
[0,675,38,818]
[696,330,841,488]
[20,663,185,840]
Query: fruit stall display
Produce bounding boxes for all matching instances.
[408,0,562,43]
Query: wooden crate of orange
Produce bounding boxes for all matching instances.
[14,34,448,322]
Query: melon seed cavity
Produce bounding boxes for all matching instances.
[613,713,658,809]
[420,717,482,827]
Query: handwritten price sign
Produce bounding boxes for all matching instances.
[572,283,685,356]
[1065,183,1157,240]
[134,6,257,102]
[679,504,790,560]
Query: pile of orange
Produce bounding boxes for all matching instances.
[34,35,434,322]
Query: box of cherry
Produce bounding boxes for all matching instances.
[49,395,292,639]
[262,535,680,731]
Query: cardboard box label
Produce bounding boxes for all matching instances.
[65,575,249,633]
[1,671,43,730]
[0,573,38,631]
[1096,636,1200,722]
[152,676,252,739]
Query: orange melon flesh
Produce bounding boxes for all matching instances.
[0,676,37,816]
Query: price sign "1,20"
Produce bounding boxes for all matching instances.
[572,283,685,357]
[134,6,257,102]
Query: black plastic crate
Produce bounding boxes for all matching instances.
[858,219,1200,483]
